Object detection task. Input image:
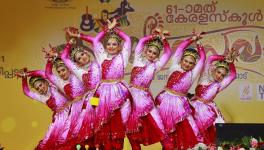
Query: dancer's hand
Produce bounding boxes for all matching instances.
[192,29,205,41]
[15,68,29,78]
[192,33,203,41]
[160,30,170,40]
[106,18,118,31]
[154,28,162,35]
[162,30,170,36]
[153,28,170,40]
[225,48,240,63]
[69,38,76,45]
[42,44,58,59]
[64,27,79,38]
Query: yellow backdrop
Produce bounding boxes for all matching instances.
[0,0,264,149]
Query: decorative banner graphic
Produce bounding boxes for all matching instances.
[80,6,95,32]
[80,0,135,32]
[164,1,263,25]
[257,84,264,101]
[239,83,253,101]
[45,0,76,9]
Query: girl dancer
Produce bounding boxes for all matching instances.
[60,38,101,149]
[16,70,70,150]
[190,48,238,146]
[75,18,132,150]
[155,33,205,150]
[43,39,101,149]
[126,29,173,150]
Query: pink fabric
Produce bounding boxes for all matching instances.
[80,28,131,148]
[94,81,131,132]
[60,41,101,147]
[169,119,198,150]
[155,37,206,147]
[34,87,70,149]
[156,90,192,133]
[127,113,165,146]
[191,55,236,131]
[101,55,125,80]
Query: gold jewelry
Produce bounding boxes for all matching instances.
[22,72,26,78]
[54,59,65,68]
[106,32,121,44]
[147,38,163,51]
[183,48,199,59]
[215,60,229,71]
[71,46,84,61]
[164,87,187,97]
[29,76,44,88]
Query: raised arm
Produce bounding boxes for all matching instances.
[22,76,44,102]
[134,35,154,60]
[27,70,46,78]
[155,38,172,72]
[171,37,193,64]
[66,27,95,45]
[45,60,65,91]
[60,42,85,81]
[91,29,107,63]
[79,33,95,44]
[191,42,206,80]
[94,29,107,43]
[66,27,104,60]
[219,62,236,91]
[115,28,131,67]
[21,71,47,102]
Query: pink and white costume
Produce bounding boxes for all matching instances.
[21,70,70,150]
[126,35,172,148]
[80,28,132,149]
[155,37,205,149]
[212,102,226,124]
[59,42,101,149]
[190,55,236,145]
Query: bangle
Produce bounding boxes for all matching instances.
[77,33,81,38]
[53,54,58,61]
[192,36,196,41]
[54,53,58,59]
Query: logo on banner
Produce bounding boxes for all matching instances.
[99,0,111,3]
[257,84,264,101]
[79,0,135,32]
[239,83,252,101]
[45,0,75,9]
[49,0,70,2]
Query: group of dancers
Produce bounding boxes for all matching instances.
[16,18,239,150]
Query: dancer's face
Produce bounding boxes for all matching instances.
[75,51,90,66]
[56,65,70,80]
[180,55,196,71]
[34,80,49,95]
[212,67,228,82]
[146,46,159,61]
[106,38,121,55]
